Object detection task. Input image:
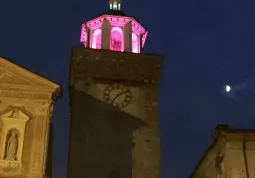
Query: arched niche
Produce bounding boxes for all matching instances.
[132,33,139,53]
[4,128,19,161]
[110,27,123,51]
[91,29,102,49]
[0,108,30,168]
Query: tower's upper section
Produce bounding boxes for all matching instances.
[80,0,148,53]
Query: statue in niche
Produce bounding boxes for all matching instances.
[111,38,121,51]
[5,131,18,161]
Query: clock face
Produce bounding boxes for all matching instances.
[103,84,132,109]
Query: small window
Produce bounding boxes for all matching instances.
[110,4,113,9]
[118,3,121,10]
[113,2,117,10]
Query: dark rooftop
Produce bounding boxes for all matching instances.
[100,10,127,16]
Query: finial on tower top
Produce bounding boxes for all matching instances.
[108,0,122,10]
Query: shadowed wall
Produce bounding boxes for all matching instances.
[67,89,144,178]
[67,47,162,178]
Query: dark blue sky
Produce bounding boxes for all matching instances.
[1,0,255,177]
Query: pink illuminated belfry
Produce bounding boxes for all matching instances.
[80,0,148,53]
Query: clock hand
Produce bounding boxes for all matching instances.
[110,89,129,104]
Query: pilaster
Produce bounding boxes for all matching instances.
[124,22,132,52]
[101,20,110,49]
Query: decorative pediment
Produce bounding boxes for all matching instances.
[0,57,60,96]
[0,72,32,86]
[1,109,30,122]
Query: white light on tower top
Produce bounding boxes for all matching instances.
[109,0,121,10]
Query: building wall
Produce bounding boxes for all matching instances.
[245,141,255,178]
[68,47,162,178]
[225,139,255,178]
[45,123,53,178]
[191,132,255,178]
[0,93,53,178]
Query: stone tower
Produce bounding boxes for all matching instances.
[68,0,163,178]
[0,57,61,178]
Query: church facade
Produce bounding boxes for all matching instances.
[0,57,61,178]
[67,0,163,178]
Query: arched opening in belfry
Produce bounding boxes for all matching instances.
[132,33,139,53]
[92,29,102,49]
[110,27,123,51]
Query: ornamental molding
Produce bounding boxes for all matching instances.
[34,103,51,116]
[0,90,51,100]
[0,160,22,168]
[1,109,30,123]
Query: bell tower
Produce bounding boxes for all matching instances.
[68,1,162,178]
[80,0,147,53]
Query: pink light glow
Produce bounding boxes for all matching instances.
[81,15,148,50]
[110,27,123,51]
[80,23,87,46]
[92,29,102,49]
[132,33,138,53]
[142,31,148,47]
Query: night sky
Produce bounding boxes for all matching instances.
[1,0,255,177]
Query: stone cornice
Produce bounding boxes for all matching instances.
[0,89,52,100]
[223,132,255,142]
[0,84,57,92]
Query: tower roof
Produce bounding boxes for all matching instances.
[101,9,127,16]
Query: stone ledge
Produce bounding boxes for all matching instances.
[0,160,22,168]
[0,90,51,100]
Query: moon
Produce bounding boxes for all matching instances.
[225,85,231,92]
